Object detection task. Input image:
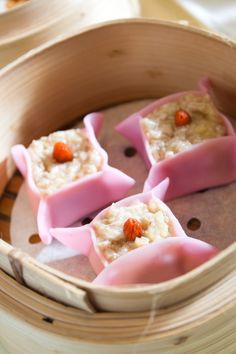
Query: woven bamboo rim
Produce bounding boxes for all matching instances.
[1,19,236,352]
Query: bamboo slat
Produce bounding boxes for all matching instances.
[0,265,236,352]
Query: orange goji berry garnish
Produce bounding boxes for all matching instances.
[175,109,191,127]
[53,142,73,163]
[123,218,143,242]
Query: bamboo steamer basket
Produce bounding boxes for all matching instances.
[1,19,236,353]
[0,0,139,68]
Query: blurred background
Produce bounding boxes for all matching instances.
[1,0,236,36]
[139,0,236,38]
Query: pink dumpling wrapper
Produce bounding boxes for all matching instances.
[93,236,218,286]
[50,179,187,275]
[144,136,236,199]
[11,113,135,244]
[116,78,236,197]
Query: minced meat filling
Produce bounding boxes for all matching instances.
[28,129,103,195]
[141,94,226,161]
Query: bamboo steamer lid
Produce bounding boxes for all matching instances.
[0,0,140,68]
[0,19,236,353]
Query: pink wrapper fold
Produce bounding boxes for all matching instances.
[93,236,218,286]
[116,78,236,197]
[11,113,135,244]
[50,180,187,275]
[144,136,236,199]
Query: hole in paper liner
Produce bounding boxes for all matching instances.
[124,146,137,157]
[187,218,201,231]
